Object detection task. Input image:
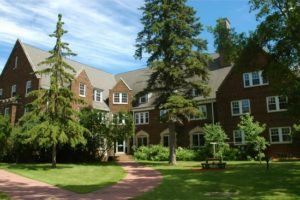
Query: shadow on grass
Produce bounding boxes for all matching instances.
[56,181,119,194]
[136,161,300,200]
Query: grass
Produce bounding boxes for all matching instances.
[135,161,300,200]
[0,192,10,200]
[0,162,126,194]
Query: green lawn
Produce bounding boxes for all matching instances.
[0,192,10,200]
[0,162,126,194]
[135,161,300,200]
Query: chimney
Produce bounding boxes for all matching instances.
[219,18,231,67]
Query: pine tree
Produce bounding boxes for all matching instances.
[135,0,210,165]
[20,14,88,168]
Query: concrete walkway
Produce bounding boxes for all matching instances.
[0,161,162,200]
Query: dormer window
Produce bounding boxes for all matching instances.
[94,89,102,102]
[13,56,18,70]
[11,84,16,97]
[139,94,148,104]
[79,83,86,97]
[26,80,32,95]
[113,92,128,104]
[243,70,268,88]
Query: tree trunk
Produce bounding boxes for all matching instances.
[168,121,176,165]
[52,144,57,168]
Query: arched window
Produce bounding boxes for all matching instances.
[136,130,149,147]
[189,126,205,148]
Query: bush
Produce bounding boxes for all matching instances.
[134,145,169,161]
[176,147,196,161]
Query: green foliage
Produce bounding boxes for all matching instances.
[79,108,135,160]
[238,113,268,162]
[19,14,88,167]
[247,0,300,121]
[208,18,247,65]
[203,123,229,161]
[135,0,210,165]
[0,115,12,160]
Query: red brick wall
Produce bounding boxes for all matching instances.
[109,79,132,113]
[0,40,39,124]
[70,70,93,110]
[216,64,300,157]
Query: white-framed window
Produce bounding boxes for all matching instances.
[112,113,125,125]
[162,135,170,147]
[243,71,268,88]
[191,133,205,147]
[113,92,128,104]
[0,88,3,98]
[93,89,102,102]
[266,96,288,112]
[26,80,32,95]
[135,112,149,125]
[231,99,250,116]
[24,104,32,114]
[233,130,246,145]
[11,84,17,97]
[79,83,86,97]
[4,107,10,116]
[190,105,207,120]
[13,56,18,70]
[139,94,148,104]
[269,127,292,144]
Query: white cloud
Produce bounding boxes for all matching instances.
[0,0,145,74]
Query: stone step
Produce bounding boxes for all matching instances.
[114,154,134,162]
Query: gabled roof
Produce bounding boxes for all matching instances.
[116,54,233,109]
[21,41,116,99]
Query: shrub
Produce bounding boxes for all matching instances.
[176,147,196,161]
[134,145,169,161]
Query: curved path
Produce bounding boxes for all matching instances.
[0,161,162,200]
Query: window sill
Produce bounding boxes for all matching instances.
[79,95,86,97]
[113,102,128,105]
[270,142,292,144]
[267,109,287,113]
[135,123,149,125]
[244,83,269,88]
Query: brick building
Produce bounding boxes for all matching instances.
[0,39,299,157]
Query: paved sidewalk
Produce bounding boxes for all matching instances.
[0,161,162,200]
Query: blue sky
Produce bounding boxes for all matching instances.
[0,0,258,74]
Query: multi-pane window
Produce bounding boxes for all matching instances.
[233,130,246,145]
[0,88,3,98]
[93,89,102,102]
[191,133,205,147]
[192,88,201,97]
[24,104,32,114]
[11,85,16,97]
[267,96,288,112]
[231,99,250,116]
[137,136,148,147]
[135,112,149,125]
[163,135,170,147]
[139,94,148,104]
[269,127,292,144]
[159,109,167,121]
[190,105,207,120]
[113,92,128,104]
[4,107,10,116]
[26,80,32,95]
[243,71,268,87]
[79,83,86,97]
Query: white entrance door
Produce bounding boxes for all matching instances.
[116,139,125,154]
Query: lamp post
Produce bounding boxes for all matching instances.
[210,142,217,158]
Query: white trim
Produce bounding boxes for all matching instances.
[190,105,207,120]
[188,127,204,148]
[25,80,32,95]
[93,89,103,102]
[233,130,246,145]
[79,82,86,97]
[211,102,215,124]
[11,84,16,97]
[135,112,149,125]
[4,107,10,116]
[132,106,155,111]
[13,56,18,70]
[231,99,251,116]
[266,96,288,113]
[113,92,128,104]
[119,78,132,90]
[269,127,292,144]
[136,130,150,146]
[243,70,268,88]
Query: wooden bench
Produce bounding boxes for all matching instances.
[201,158,226,169]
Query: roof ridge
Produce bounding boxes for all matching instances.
[22,41,115,76]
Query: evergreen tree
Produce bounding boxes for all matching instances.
[135,0,210,165]
[208,18,246,66]
[20,14,88,168]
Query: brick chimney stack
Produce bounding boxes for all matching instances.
[219,18,231,67]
